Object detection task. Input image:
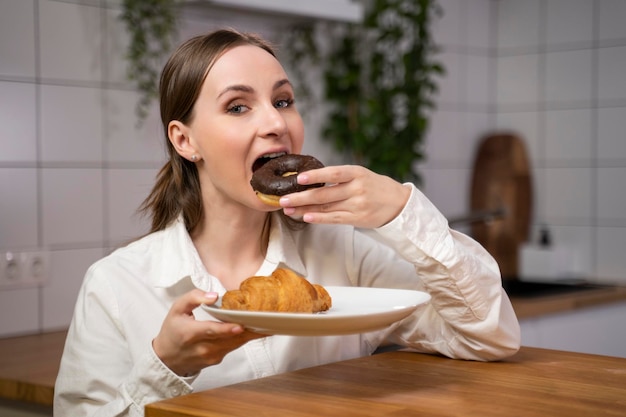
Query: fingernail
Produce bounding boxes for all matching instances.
[283,207,295,215]
[297,174,309,184]
[303,213,314,223]
[204,292,218,301]
[279,196,290,206]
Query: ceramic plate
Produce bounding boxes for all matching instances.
[201,286,431,336]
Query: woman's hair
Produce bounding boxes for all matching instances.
[139,29,278,233]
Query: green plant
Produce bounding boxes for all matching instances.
[285,0,444,184]
[120,0,179,121]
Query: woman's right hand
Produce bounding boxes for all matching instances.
[152,289,264,377]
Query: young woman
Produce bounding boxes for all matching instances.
[54,28,520,417]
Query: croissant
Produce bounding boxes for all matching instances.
[221,268,332,313]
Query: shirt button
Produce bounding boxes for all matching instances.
[172,388,180,396]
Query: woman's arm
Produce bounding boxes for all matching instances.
[280,166,520,361]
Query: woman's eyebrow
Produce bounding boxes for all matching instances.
[217,79,291,98]
[274,79,291,90]
[217,84,254,98]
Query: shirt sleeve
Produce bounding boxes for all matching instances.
[369,184,521,361]
[53,265,193,417]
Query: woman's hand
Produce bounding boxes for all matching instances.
[152,289,264,377]
[279,165,411,229]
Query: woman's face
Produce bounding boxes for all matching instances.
[183,44,304,211]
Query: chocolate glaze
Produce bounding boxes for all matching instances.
[251,154,324,196]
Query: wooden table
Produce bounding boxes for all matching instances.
[0,330,66,406]
[146,347,626,417]
[1,284,625,412]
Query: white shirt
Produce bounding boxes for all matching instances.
[54,185,520,417]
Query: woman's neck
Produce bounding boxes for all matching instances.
[191,206,271,290]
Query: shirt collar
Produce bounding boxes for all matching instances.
[154,213,308,289]
[265,212,307,277]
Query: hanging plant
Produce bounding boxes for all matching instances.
[119,0,180,121]
[284,0,444,184]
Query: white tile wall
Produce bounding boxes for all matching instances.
[596,227,626,281]
[431,0,462,48]
[598,0,626,42]
[103,7,132,86]
[597,168,626,221]
[0,288,39,336]
[39,1,102,82]
[597,107,626,160]
[421,167,470,218]
[466,0,492,49]
[103,90,165,164]
[0,82,37,162]
[435,51,463,105]
[424,0,494,215]
[496,0,626,284]
[597,46,626,102]
[544,49,594,104]
[545,0,594,47]
[106,169,155,243]
[40,85,103,163]
[0,169,38,248]
[0,0,36,79]
[466,55,491,107]
[497,55,540,107]
[544,168,593,223]
[41,168,104,246]
[496,0,541,51]
[545,109,593,161]
[427,110,462,162]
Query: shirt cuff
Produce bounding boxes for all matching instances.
[124,345,195,408]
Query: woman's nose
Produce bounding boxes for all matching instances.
[258,105,288,138]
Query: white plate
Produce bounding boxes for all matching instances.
[201,286,430,336]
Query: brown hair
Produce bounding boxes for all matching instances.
[139,29,278,233]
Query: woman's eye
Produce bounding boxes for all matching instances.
[275,98,294,109]
[227,104,247,114]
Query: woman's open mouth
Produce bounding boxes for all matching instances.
[252,152,287,173]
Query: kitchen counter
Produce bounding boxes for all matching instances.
[0,330,66,407]
[145,347,626,417]
[507,282,626,319]
[1,284,626,408]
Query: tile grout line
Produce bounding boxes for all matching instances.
[590,0,600,280]
[34,0,45,333]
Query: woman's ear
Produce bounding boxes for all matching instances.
[168,120,199,162]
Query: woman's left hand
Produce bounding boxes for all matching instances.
[279,165,411,229]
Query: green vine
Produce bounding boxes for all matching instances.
[285,0,444,184]
[120,0,179,121]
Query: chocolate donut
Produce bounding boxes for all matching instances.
[251,154,325,206]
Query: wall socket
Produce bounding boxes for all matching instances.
[0,250,49,290]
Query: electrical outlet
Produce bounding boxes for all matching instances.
[0,252,22,288]
[0,250,49,289]
[21,251,49,286]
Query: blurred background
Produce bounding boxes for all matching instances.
[1,0,625,357]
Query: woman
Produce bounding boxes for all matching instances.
[54,28,520,416]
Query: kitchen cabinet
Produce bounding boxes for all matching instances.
[519,301,626,357]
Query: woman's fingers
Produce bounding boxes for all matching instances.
[153,289,264,376]
[280,165,410,228]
